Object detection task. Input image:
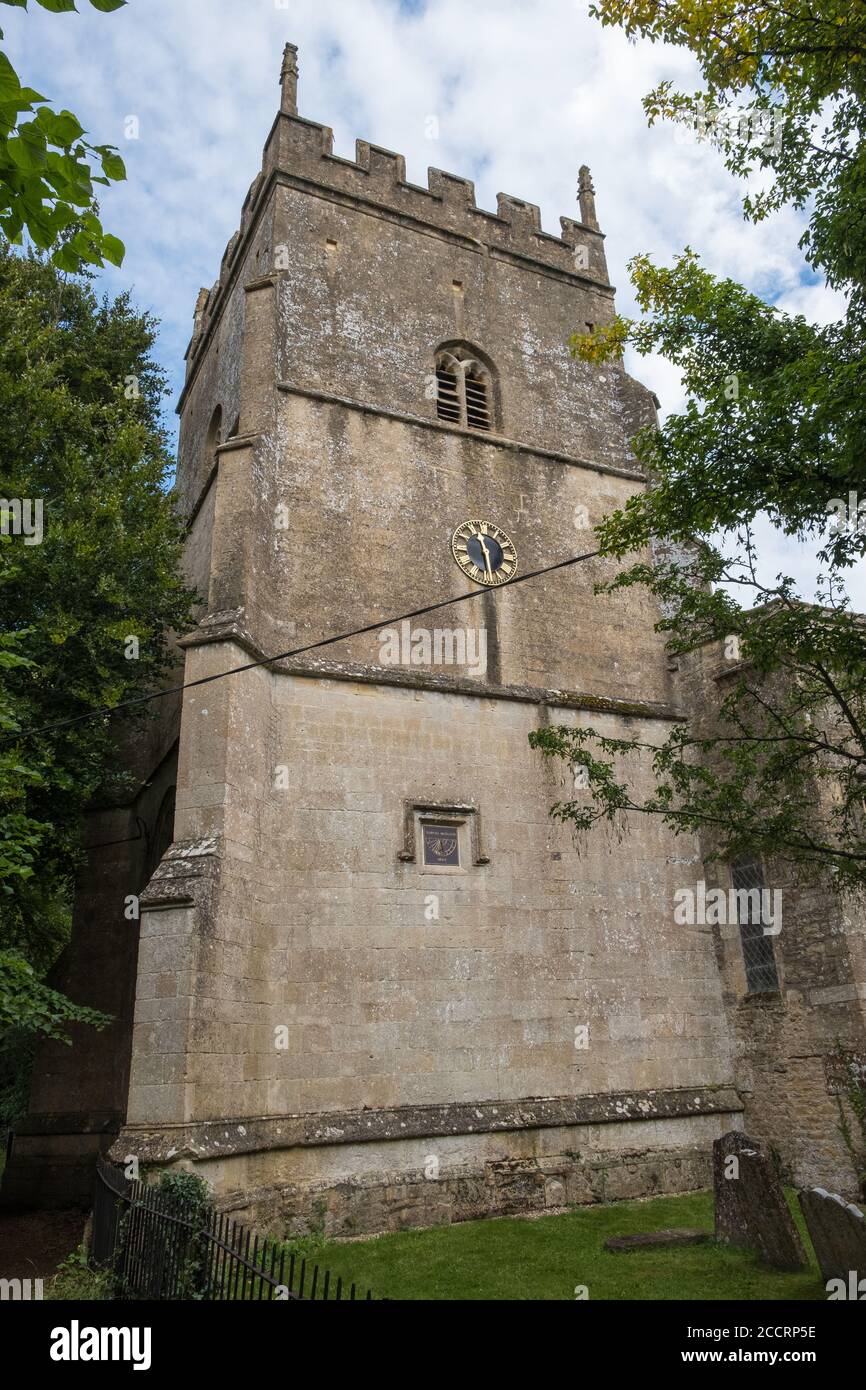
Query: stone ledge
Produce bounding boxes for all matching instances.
[177,621,686,724]
[140,834,222,910]
[113,1085,743,1164]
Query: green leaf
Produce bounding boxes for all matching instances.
[35,0,78,12]
[0,51,21,102]
[6,123,48,171]
[101,231,124,266]
[89,0,127,9]
[50,240,79,271]
[23,209,54,248]
[66,226,94,259]
[35,105,85,145]
[99,148,125,181]
[0,207,23,241]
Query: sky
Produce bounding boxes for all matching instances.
[4,0,859,605]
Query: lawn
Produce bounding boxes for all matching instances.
[307,1190,827,1301]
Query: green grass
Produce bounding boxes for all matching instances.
[309,1190,826,1301]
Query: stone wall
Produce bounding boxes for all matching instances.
[678,640,866,1195]
[118,1101,740,1237]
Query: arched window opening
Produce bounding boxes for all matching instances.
[434,348,494,432]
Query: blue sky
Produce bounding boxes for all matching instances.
[4,0,856,603]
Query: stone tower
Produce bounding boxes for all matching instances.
[107,43,748,1230]
[7,44,751,1224]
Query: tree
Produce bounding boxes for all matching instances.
[1,0,128,272]
[0,245,196,1044]
[530,2,866,889]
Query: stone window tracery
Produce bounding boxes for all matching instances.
[435,348,493,432]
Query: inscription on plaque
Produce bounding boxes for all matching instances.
[422,823,460,868]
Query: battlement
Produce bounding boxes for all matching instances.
[264,111,604,255]
[185,44,609,373]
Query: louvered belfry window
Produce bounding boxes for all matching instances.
[435,350,493,432]
[464,372,491,430]
[435,365,461,423]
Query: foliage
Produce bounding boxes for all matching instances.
[534,2,866,887]
[0,950,108,1038]
[0,0,128,270]
[0,1021,32,1146]
[47,1242,113,1301]
[154,1168,212,1209]
[155,1169,212,1300]
[0,244,196,1037]
[589,0,866,293]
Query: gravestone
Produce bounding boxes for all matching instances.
[713,1131,807,1271]
[799,1187,866,1286]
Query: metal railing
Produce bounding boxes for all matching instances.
[93,1155,376,1301]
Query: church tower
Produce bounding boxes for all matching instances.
[104,45,743,1230]
[4,46,747,1226]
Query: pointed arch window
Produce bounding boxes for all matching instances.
[435,349,493,432]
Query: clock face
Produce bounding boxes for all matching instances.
[451,519,518,587]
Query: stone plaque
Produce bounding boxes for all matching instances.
[422,823,460,868]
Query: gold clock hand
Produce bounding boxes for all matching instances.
[479,534,494,578]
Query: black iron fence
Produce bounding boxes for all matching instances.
[92,1155,376,1301]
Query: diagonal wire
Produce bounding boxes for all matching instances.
[1,546,601,744]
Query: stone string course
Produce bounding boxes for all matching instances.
[114,1084,743,1163]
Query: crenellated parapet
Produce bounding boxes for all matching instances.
[261,114,607,279]
[184,44,609,377]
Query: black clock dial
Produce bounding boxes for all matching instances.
[467,533,504,572]
[451,520,518,587]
